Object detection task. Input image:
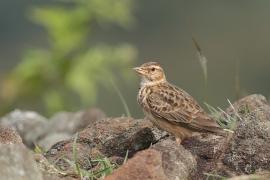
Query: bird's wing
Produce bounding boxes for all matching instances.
[146,84,219,129]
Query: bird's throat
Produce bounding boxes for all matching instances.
[140,77,166,87]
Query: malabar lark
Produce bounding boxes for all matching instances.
[134,62,226,143]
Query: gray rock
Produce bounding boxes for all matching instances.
[36,108,105,149]
[182,133,227,179]
[45,108,106,135]
[0,144,43,180]
[34,153,77,180]
[223,94,270,175]
[226,94,270,119]
[45,111,84,134]
[0,110,47,147]
[0,108,105,149]
[153,139,197,180]
[182,94,270,179]
[0,125,22,144]
[38,132,71,151]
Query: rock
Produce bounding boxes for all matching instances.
[46,111,83,134]
[78,117,165,157]
[183,134,225,160]
[44,117,165,173]
[0,125,22,144]
[2,94,269,180]
[38,132,71,151]
[0,144,43,180]
[80,108,107,131]
[106,139,196,180]
[0,109,48,147]
[45,108,106,135]
[36,108,105,150]
[223,94,270,175]
[226,94,270,120]
[152,139,196,180]
[44,138,95,172]
[100,124,155,157]
[105,149,167,180]
[182,94,270,179]
[34,154,77,180]
[0,108,105,149]
[182,134,227,179]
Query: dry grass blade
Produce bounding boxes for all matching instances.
[227,99,243,121]
[204,172,227,180]
[110,79,131,117]
[123,150,129,164]
[192,37,208,101]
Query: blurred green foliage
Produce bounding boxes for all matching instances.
[0,0,136,115]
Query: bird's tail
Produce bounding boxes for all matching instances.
[203,125,229,137]
[193,114,233,137]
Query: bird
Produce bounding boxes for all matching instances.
[133,61,226,143]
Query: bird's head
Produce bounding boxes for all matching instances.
[133,62,166,86]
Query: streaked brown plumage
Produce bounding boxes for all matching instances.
[134,62,226,143]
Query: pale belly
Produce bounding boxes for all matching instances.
[145,113,193,140]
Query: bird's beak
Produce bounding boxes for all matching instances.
[133,67,145,75]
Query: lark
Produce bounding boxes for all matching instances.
[134,62,226,143]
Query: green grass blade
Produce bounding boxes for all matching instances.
[72,133,82,179]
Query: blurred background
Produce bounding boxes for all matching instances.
[0,0,270,118]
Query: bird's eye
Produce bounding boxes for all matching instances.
[151,67,156,71]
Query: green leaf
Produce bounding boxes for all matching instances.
[31,7,89,54]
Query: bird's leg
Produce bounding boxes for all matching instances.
[175,137,182,144]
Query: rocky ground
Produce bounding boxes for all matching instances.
[0,94,270,180]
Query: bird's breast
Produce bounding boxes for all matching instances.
[137,86,151,110]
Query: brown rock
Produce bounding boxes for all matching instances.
[101,123,154,157]
[0,126,22,144]
[78,117,165,157]
[105,149,167,180]
[40,94,270,179]
[44,139,95,172]
[44,117,165,173]
[106,139,196,180]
